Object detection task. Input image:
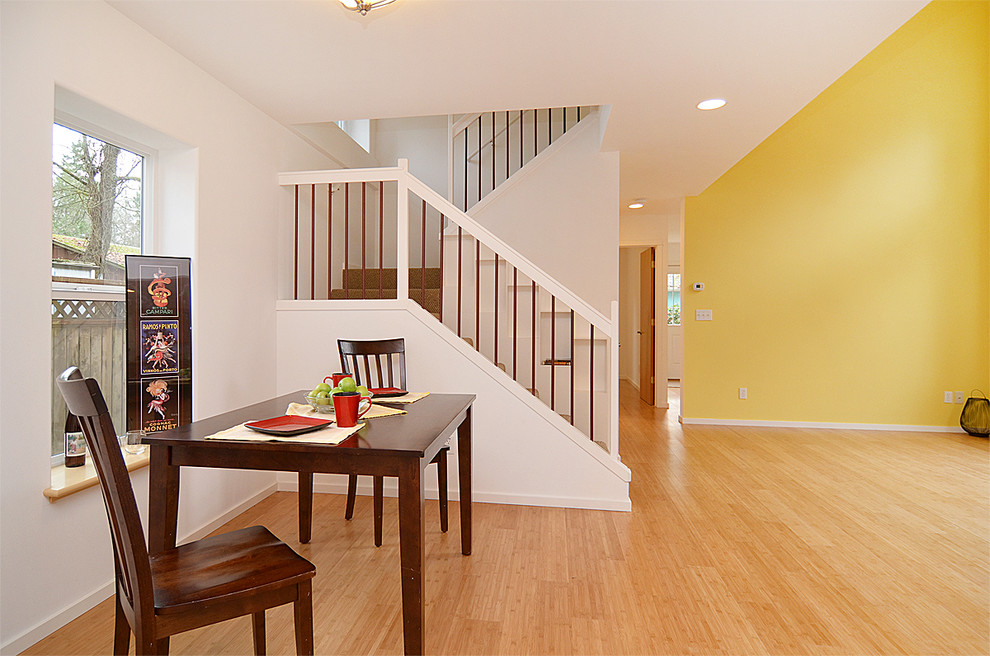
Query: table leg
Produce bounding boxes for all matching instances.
[148,445,179,554]
[298,472,313,544]
[397,458,425,656]
[457,406,472,556]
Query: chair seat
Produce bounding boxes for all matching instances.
[151,526,315,614]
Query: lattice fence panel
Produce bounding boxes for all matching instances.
[51,299,127,456]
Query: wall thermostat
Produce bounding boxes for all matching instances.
[692,282,705,291]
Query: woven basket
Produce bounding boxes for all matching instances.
[960,390,989,437]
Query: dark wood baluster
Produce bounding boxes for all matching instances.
[344,183,350,298]
[475,239,480,351]
[361,182,367,298]
[512,267,518,380]
[477,116,482,207]
[569,309,574,425]
[519,110,524,171]
[310,184,315,299]
[578,105,582,121]
[439,214,445,322]
[293,185,299,299]
[494,253,499,366]
[421,199,427,308]
[327,183,333,299]
[463,124,468,211]
[589,324,594,441]
[532,109,537,166]
[531,281,537,395]
[550,295,556,411]
[492,112,498,196]
[505,111,510,182]
[379,182,384,299]
[457,227,463,337]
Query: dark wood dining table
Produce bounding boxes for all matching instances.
[144,390,475,656]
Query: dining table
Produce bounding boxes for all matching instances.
[143,389,475,656]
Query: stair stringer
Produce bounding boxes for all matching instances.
[274,300,631,511]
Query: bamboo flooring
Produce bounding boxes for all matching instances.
[23,382,989,655]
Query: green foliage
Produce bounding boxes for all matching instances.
[667,304,680,325]
[52,125,142,276]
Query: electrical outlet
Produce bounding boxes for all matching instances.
[944,391,953,403]
[955,391,966,404]
[739,387,747,400]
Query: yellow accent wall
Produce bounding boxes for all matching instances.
[683,1,989,427]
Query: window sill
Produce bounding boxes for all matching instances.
[44,451,150,502]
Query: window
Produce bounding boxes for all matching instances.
[336,119,371,153]
[667,272,681,326]
[51,122,146,462]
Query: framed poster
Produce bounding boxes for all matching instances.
[125,256,192,433]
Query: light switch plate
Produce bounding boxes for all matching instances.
[696,309,713,321]
[955,391,966,404]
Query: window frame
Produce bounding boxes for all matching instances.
[50,112,157,466]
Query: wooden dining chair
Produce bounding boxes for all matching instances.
[56,367,316,656]
[338,337,449,547]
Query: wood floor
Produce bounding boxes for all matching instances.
[24,383,989,655]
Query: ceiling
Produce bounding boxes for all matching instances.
[109,0,926,214]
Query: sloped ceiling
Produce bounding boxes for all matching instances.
[110,0,927,210]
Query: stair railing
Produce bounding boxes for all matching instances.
[449,106,594,212]
[279,160,618,454]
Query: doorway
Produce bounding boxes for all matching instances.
[618,244,666,409]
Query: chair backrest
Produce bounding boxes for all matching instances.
[337,338,407,390]
[56,367,155,627]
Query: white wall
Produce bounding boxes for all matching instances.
[0,2,335,650]
[470,114,620,317]
[275,305,630,511]
[374,115,449,198]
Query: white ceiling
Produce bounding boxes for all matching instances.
[109,0,926,213]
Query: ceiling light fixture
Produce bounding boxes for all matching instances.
[339,0,396,15]
[628,200,645,209]
[697,98,727,111]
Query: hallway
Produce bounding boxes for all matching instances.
[24,383,989,655]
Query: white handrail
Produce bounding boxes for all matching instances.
[279,164,612,334]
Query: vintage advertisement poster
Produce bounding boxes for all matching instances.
[126,256,192,433]
[139,264,179,317]
[141,376,181,433]
[139,319,179,375]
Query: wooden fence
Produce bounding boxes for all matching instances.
[50,299,127,456]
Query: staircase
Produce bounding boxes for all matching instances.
[280,106,617,455]
[330,268,441,318]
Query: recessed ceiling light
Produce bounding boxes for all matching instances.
[628,200,645,209]
[697,98,727,111]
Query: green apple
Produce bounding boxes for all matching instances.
[315,382,332,394]
[339,377,357,393]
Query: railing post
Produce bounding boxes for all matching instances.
[397,159,410,302]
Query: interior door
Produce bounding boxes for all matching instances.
[638,247,655,405]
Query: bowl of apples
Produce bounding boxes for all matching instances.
[306,376,373,413]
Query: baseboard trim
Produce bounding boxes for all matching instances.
[2,484,278,655]
[277,475,631,512]
[680,417,967,433]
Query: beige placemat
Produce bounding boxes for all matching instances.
[204,420,363,445]
[375,391,430,404]
[285,402,406,420]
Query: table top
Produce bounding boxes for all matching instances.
[143,390,475,458]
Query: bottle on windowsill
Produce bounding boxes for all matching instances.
[64,411,86,468]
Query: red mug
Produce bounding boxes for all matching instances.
[324,373,350,387]
[332,392,372,428]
